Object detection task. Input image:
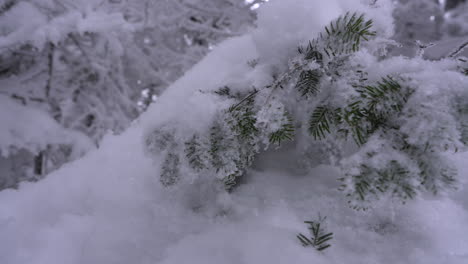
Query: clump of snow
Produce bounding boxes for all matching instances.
[0,0,467,264]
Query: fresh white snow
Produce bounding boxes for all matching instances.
[1,0,467,263]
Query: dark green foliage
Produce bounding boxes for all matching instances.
[229,98,258,140]
[228,89,259,112]
[222,174,239,191]
[269,114,295,145]
[170,12,377,192]
[302,44,323,65]
[208,123,230,172]
[322,12,376,56]
[214,86,233,98]
[308,77,410,146]
[309,106,332,140]
[160,151,180,186]
[417,158,457,195]
[294,13,375,101]
[148,10,465,211]
[298,12,375,60]
[208,103,259,190]
[345,77,409,145]
[146,129,175,153]
[350,161,416,204]
[295,70,321,97]
[185,135,208,172]
[456,101,468,146]
[356,77,406,113]
[146,129,183,186]
[297,220,333,251]
[306,76,444,207]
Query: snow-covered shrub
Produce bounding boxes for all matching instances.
[146,8,468,209]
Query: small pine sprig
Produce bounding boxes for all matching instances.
[295,70,322,97]
[185,135,209,172]
[160,151,180,186]
[214,86,233,98]
[300,12,376,61]
[307,77,409,146]
[309,106,332,140]
[228,97,258,140]
[269,114,295,145]
[297,219,333,252]
[208,123,229,172]
[322,12,376,56]
[302,44,324,64]
[356,76,406,113]
[222,173,239,191]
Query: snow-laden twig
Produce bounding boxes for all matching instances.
[448,38,468,58]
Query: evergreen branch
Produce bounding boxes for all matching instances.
[356,76,402,111]
[209,124,227,171]
[269,115,295,145]
[321,12,376,56]
[214,86,233,98]
[448,38,468,58]
[229,98,258,139]
[302,42,323,64]
[232,60,310,112]
[229,89,259,112]
[297,220,333,251]
[160,151,180,186]
[295,70,322,97]
[309,106,333,140]
[222,173,239,191]
[185,135,208,171]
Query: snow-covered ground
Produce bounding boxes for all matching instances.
[1,0,467,263]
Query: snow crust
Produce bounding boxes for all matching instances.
[1,0,467,263]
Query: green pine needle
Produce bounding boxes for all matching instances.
[296,70,322,97]
[269,115,295,145]
[160,152,180,186]
[214,86,233,97]
[309,106,333,140]
[297,220,333,252]
[185,135,208,171]
[322,12,376,56]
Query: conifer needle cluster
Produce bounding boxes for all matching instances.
[146,11,468,208]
